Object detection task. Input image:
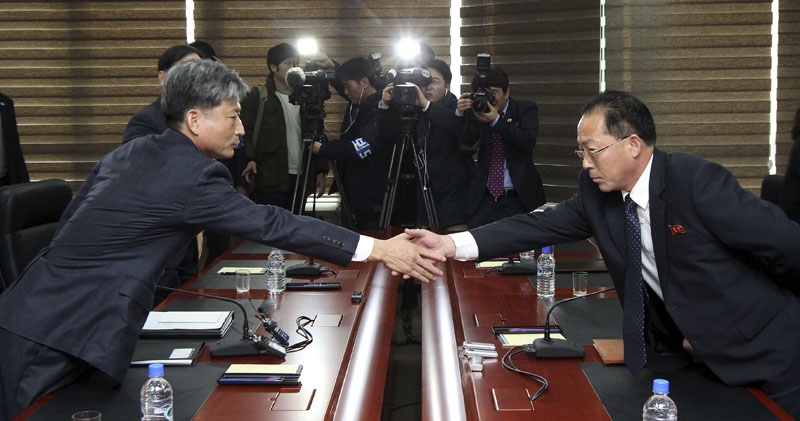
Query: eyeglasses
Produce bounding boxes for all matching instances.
[574,134,634,161]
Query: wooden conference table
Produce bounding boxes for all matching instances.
[20,238,397,420]
[19,235,792,420]
[422,257,793,420]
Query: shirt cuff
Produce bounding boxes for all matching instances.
[351,235,374,261]
[449,231,479,261]
[455,109,463,117]
[422,100,431,112]
[490,114,500,127]
[378,100,389,110]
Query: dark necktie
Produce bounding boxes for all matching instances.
[623,195,646,376]
[488,130,504,199]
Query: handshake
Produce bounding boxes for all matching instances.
[367,229,456,283]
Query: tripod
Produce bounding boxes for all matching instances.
[286,103,355,276]
[378,108,438,230]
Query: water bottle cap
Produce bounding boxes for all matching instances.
[652,378,669,394]
[149,363,164,377]
[541,246,551,253]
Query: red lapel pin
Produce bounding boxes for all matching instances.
[668,225,686,235]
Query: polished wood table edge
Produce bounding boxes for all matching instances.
[328,264,400,421]
[421,259,469,421]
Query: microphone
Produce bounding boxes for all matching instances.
[531,287,616,358]
[155,286,286,358]
[285,66,306,90]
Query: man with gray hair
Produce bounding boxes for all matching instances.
[0,59,444,420]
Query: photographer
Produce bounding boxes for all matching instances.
[377,59,474,230]
[457,66,545,228]
[312,57,388,230]
[241,43,326,211]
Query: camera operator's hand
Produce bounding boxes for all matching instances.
[474,101,499,124]
[411,84,430,109]
[312,141,322,155]
[380,83,394,108]
[316,173,328,196]
[457,92,473,114]
[242,161,257,183]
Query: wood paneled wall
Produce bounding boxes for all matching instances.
[0,1,187,191]
[605,0,773,194]
[193,0,451,142]
[778,0,800,173]
[459,0,600,202]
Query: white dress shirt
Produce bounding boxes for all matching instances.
[448,154,663,298]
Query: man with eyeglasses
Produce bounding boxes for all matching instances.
[405,90,800,418]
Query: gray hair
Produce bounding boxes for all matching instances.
[161,59,248,129]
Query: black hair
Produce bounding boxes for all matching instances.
[266,43,299,75]
[581,90,657,146]
[471,67,509,93]
[340,57,375,85]
[157,45,199,72]
[189,40,218,61]
[792,107,800,140]
[424,59,452,85]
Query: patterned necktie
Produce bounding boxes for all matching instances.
[623,195,646,376]
[488,130,504,199]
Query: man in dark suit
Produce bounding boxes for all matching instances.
[456,67,545,228]
[313,57,389,230]
[0,92,30,187]
[407,91,800,418]
[0,59,443,420]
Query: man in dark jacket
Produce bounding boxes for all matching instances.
[0,59,444,420]
[457,67,546,228]
[313,57,389,230]
[377,59,474,230]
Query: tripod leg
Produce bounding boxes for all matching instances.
[331,162,357,229]
[292,139,314,215]
[379,141,406,230]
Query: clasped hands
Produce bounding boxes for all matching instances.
[368,229,456,283]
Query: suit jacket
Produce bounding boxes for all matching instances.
[122,97,166,143]
[459,98,545,215]
[0,93,30,184]
[471,149,800,393]
[0,129,359,383]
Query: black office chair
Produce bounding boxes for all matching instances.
[761,174,786,205]
[0,179,72,291]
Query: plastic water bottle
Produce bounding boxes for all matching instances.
[536,246,555,298]
[141,363,173,421]
[643,379,678,421]
[267,248,286,293]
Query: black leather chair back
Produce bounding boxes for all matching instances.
[0,179,72,291]
[761,174,786,205]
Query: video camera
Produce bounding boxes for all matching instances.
[286,67,335,107]
[387,67,433,107]
[470,53,495,114]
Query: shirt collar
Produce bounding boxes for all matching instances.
[622,154,654,209]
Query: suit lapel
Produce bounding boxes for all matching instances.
[649,149,670,294]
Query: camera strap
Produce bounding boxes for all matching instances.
[251,84,269,147]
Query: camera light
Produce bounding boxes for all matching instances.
[297,38,318,56]
[395,38,420,61]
